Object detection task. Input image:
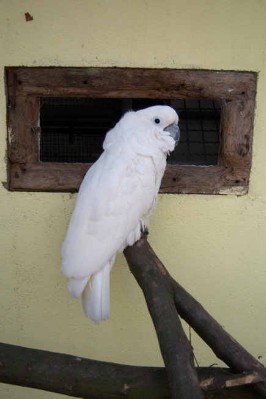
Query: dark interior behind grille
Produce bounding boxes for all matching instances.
[40,98,220,165]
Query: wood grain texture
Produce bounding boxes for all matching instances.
[5,67,257,194]
[6,68,256,100]
[0,342,264,399]
[124,238,266,398]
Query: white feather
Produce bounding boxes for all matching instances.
[61,105,179,322]
[82,261,113,323]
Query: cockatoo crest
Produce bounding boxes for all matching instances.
[62,105,180,322]
[104,105,179,155]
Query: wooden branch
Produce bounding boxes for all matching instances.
[1,239,264,398]
[124,237,266,398]
[125,240,204,398]
[0,342,264,399]
[201,371,263,391]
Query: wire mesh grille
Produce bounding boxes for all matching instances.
[40,98,221,165]
[169,99,220,165]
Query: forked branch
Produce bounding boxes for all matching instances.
[0,342,264,399]
[124,237,266,398]
[0,238,265,399]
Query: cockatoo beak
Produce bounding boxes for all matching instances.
[164,122,180,144]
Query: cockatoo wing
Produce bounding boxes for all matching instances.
[61,105,180,322]
[62,143,160,281]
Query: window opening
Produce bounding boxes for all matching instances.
[40,98,221,166]
[6,67,256,194]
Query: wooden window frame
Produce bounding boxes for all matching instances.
[6,67,257,194]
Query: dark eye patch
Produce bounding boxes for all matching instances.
[154,118,160,124]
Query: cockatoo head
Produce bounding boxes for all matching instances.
[136,105,180,148]
[103,105,180,156]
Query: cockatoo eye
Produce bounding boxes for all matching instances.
[154,118,160,124]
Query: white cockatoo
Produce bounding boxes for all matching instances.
[62,105,180,323]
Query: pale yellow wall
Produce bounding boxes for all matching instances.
[0,0,266,398]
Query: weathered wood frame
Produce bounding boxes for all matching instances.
[6,67,257,194]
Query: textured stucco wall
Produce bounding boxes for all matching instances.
[0,1,266,398]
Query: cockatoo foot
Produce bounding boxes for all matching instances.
[141,226,149,237]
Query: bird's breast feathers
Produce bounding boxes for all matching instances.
[61,150,162,280]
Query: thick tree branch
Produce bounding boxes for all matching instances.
[0,342,264,399]
[125,239,204,398]
[1,238,265,398]
[124,237,266,398]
